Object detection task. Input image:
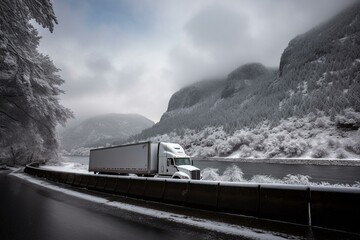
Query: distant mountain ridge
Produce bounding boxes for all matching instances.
[137,63,277,139]
[162,79,226,119]
[277,1,360,116]
[61,113,154,151]
[135,1,360,140]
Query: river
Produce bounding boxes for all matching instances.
[64,156,360,185]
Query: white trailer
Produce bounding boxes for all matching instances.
[89,142,201,180]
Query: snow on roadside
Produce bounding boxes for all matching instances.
[41,162,360,188]
[11,172,294,240]
[41,162,89,173]
[197,157,360,166]
[201,166,360,188]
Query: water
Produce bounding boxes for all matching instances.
[193,160,360,185]
[68,156,360,185]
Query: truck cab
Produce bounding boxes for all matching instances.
[158,142,201,180]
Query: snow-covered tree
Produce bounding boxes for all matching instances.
[221,165,245,182]
[0,0,73,164]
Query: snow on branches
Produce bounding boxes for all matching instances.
[144,112,360,160]
[0,0,72,165]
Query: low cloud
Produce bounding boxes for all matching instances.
[35,0,354,123]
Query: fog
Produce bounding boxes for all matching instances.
[36,0,355,123]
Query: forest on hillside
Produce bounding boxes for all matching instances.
[146,110,360,159]
[134,2,360,145]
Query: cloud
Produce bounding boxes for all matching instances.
[34,0,354,123]
[86,55,113,75]
[185,4,251,54]
[164,0,355,89]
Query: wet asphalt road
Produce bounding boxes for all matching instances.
[0,170,239,240]
[1,169,360,240]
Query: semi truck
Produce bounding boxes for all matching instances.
[89,141,201,180]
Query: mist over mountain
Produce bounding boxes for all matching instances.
[135,2,360,141]
[61,113,154,151]
[277,1,360,117]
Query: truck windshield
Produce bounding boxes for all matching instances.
[174,158,191,166]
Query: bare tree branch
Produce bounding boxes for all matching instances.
[4,98,53,134]
[0,110,20,122]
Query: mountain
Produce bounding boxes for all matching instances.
[135,2,360,141]
[61,113,154,151]
[277,1,360,117]
[137,62,276,138]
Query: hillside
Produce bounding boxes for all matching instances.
[139,63,277,138]
[132,2,360,158]
[136,2,360,138]
[61,113,154,152]
[278,1,360,119]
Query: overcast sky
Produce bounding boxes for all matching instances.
[36,0,354,124]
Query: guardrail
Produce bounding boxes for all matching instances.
[24,163,360,235]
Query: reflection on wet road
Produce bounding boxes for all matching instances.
[0,170,236,240]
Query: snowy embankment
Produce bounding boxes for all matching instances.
[201,165,360,188]
[41,162,89,174]
[41,161,360,188]
[148,111,360,160]
[194,157,360,166]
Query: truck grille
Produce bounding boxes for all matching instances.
[191,170,201,180]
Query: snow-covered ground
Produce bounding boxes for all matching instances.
[42,161,360,188]
[201,166,360,188]
[65,111,360,161]
[41,162,89,173]
[11,171,294,240]
[148,112,360,160]
[196,157,360,166]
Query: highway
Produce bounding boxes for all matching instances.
[1,169,359,240]
[0,169,238,240]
